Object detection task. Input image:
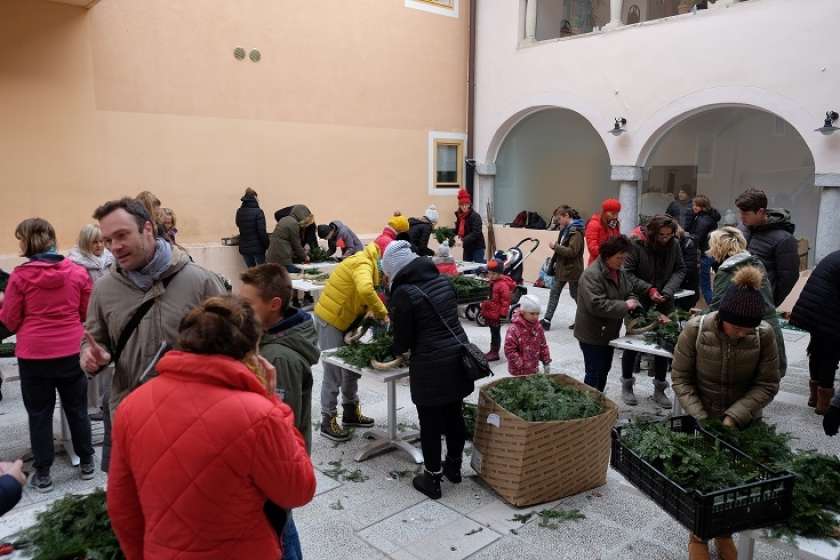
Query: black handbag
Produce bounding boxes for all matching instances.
[411,286,493,381]
[545,228,566,277]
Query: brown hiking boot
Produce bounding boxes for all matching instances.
[816,387,836,415]
[714,536,737,560]
[688,535,710,560]
[342,402,375,428]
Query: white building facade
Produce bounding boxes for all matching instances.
[473,0,840,262]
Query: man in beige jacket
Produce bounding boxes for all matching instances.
[80,198,225,469]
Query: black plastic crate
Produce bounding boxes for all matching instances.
[611,416,794,540]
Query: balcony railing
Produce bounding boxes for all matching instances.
[522,0,745,44]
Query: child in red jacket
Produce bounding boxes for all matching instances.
[480,258,517,361]
[504,295,551,376]
[433,244,459,276]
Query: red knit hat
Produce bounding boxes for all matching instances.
[457,189,472,205]
[602,198,621,213]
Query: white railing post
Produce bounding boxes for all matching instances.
[605,0,623,29]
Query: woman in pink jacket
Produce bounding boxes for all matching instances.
[0,219,94,493]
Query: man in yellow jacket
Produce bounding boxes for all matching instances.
[314,243,389,441]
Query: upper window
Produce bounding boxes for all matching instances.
[428,131,466,195]
[405,0,459,18]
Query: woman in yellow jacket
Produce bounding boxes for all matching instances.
[314,243,389,441]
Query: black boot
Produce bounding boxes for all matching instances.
[412,468,443,499]
[443,456,462,483]
[342,402,375,428]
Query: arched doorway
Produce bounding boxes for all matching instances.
[493,108,612,224]
[642,107,817,261]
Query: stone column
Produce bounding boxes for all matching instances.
[604,0,623,29]
[475,163,497,223]
[524,0,538,42]
[815,174,840,263]
[611,166,642,235]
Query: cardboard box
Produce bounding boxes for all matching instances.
[471,374,619,507]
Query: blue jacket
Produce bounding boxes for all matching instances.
[0,474,22,516]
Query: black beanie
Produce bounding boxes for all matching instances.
[317,224,331,239]
[718,266,765,328]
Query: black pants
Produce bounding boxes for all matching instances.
[489,325,501,351]
[19,355,94,474]
[416,402,467,472]
[579,342,615,392]
[808,336,840,389]
[621,350,668,382]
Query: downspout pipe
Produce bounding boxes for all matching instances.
[465,0,477,198]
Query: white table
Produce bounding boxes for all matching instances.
[291,278,326,295]
[321,350,422,464]
[610,334,682,414]
[674,289,695,300]
[456,261,484,275]
[737,529,840,560]
[296,261,339,274]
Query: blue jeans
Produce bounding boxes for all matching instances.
[699,255,715,304]
[242,253,266,267]
[465,248,486,263]
[282,517,302,560]
[579,342,615,392]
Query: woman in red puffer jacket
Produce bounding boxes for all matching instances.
[107,296,316,560]
[585,199,622,265]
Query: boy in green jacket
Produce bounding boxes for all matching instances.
[239,264,319,559]
[239,264,318,451]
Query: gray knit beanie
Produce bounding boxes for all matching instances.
[382,241,418,285]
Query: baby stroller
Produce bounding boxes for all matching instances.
[469,238,540,326]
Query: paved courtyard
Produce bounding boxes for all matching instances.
[1,288,838,559]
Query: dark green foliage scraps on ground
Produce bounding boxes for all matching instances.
[322,459,370,483]
[463,403,477,440]
[433,226,456,245]
[335,332,397,369]
[450,275,490,300]
[16,488,124,560]
[488,375,603,422]
[509,509,586,529]
[308,245,336,263]
[625,420,840,542]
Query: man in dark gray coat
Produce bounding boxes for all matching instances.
[735,188,799,306]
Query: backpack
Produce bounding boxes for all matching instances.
[509,211,547,230]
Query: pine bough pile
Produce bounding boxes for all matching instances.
[335,331,400,370]
[14,489,124,560]
[488,375,603,422]
[627,308,690,352]
[450,275,490,301]
[433,226,456,245]
[307,245,336,263]
[623,420,840,542]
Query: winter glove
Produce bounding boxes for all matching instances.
[824,405,840,437]
[542,363,551,374]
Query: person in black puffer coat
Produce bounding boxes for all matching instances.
[686,194,721,305]
[454,189,485,263]
[235,188,270,267]
[676,224,699,311]
[384,241,474,500]
[735,188,799,306]
[408,205,439,257]
[790,249,840,421]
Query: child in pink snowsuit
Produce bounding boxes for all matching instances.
[504,294,551,376]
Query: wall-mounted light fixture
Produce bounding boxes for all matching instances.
[609,118,627,136]
[233,47,246,60]
[816,111,839,135]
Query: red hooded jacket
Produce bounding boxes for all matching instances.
[584,214,621,265]
[0,256,91,359]
[480,274,517,324]
[107,351,316,560]
[504,310,551,376]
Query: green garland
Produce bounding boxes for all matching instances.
[629,308,689,352]
[15,489,124,560]
[450,276,490,300]
[488,375,603,422]
[308,245,335,263]
[335,332,399,369]
[433,227,456,245]
[623,420,840,542]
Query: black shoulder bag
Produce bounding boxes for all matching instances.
[110,272,179,369]
[546,229,565,277]
[411,286,493,381]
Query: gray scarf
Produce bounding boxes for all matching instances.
[126,238,173,291]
